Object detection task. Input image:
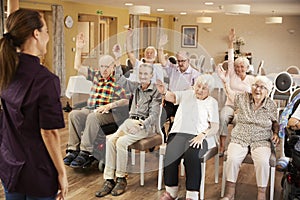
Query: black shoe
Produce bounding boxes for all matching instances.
[111,177,127,196]
[63,150,79,166]
[63,102,72,112]
[70,151,95,168]
[95,180,115,197]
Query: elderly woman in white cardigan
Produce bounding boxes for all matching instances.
[156,74,219,200]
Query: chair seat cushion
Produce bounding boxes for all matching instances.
[128,134,162,151]
[200,146,218,162]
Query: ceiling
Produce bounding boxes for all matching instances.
[61,0,300,16]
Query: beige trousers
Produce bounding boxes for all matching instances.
[104,118,148,179]
[226,143,271,187]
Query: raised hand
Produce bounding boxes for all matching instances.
[156,79,166,94]
[112,44,122,59]
[228,28,236,44]
[217,63,227,83]
[76,32,86,49]
[158,34,168,48]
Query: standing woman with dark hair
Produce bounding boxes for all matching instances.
[0,8,68,200]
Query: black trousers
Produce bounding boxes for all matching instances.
[163,132,208,191]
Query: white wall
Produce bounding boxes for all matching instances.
[170,14,300,74]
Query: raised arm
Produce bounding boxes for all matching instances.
[156,80,176,103]
[157,34,168,67]
[227,28,236,77]
[223,81,237,103]
[126,29,137,67]
[112,43,122,67]
[74,32,86,74]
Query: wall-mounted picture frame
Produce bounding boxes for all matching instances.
[181,25,198,48]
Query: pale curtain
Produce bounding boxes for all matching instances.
[52,5,66,96]
[0,0,4,37]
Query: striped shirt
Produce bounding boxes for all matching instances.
[86,68,128,109]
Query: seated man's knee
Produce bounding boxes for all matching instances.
[116,136,128,150]
[68,109,81,120]
[85,112,100,126]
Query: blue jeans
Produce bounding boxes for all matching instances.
[2,183,56,200]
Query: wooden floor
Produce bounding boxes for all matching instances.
[0,90,285,200]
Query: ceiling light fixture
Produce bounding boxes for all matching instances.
[204,2,214,6]
[129,5,151,15]
[224,4,250,15]
[180,12,187,15]
[125,3,133,6]
[196,16,212,23]
[196,11,212,23]
[156,8,165,12]
[265,11,282,24]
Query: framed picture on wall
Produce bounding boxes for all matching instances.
[181,25,198,48]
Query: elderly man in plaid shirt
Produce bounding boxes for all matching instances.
[63,33,129,168]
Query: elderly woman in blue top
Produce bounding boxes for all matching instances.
[221,76,280,200]
[156,75,219,200]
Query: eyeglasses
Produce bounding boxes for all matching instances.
[177,59,187,63]
[100,65,112,69]
[252,84,267,90]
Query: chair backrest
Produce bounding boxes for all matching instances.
[257,60,265,75]
[270,71,294,102]
[286,65,300,74]
[168,56,177,64]
[274,72,293,93]
[196,55,205,73]
[126,58,133,69]
[289,87,300,103]
[189,53,198,70]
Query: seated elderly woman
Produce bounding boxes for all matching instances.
[221,76,280,200]
[156,75,219,200]
[217,28,255,156]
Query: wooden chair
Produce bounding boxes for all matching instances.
[220,124,276,200]
[158,137,219,200]
[128,104,165,186]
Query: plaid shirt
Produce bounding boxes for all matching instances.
[86,68,127,109]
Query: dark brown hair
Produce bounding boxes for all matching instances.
[0,9,43,93]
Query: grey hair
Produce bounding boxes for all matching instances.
[98,55,115,66]
[176,51,190,60]
[253,75,273,94]
[234,56,250,69]
[194,74,215,93]
[139,63,154,74]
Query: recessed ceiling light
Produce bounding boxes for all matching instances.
[180,12,187,15]
[204,2,214,6]
[125,3,133,6]
[157,8,165,12]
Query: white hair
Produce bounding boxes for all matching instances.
[253,75,273,94]
[195,74,215,93]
